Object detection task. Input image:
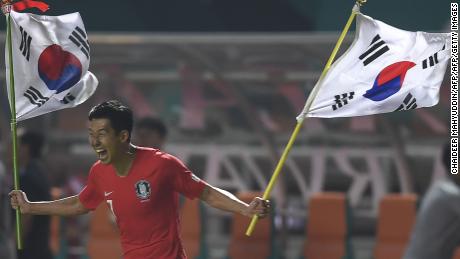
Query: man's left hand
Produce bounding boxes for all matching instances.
[243,197,270,218]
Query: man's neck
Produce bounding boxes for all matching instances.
[112,144,136,177]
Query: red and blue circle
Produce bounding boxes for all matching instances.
[38,44,82,93]
[363,61,416,101]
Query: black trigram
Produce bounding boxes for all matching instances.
[332,92,355,111]
[422,54,439,69]
[19,26,32,61]
[60,93,76,104]
[24,86,49,107]
[359,35,390,66]
[68,26,89,59]
[395,93,417,111]
[422,45,445,69]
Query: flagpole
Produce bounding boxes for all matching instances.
[245,0,367,236]
[2,1,23,249]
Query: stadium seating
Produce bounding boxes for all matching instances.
[87,204,123,259]
[227,191,274,259]
[303,192,353,259]
[373,194,417,259]
[452,247,460,259]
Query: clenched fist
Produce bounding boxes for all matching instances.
[243,197,271,218]
[9,190,31,214]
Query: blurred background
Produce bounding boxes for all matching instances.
[0,0,453,258]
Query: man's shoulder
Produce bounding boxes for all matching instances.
[135,147,183,168]
[136,146,175,161]
[90,160,104,170]
[88,160,111,177]
[434,179,460,196]
[421,180,460,210]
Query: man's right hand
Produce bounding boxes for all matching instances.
[9,190,31,214]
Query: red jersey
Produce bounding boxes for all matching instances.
[79,147,206,259]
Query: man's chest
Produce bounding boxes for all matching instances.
[99,171,175,220]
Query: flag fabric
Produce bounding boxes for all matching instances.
[304,13,450,118]
[5,10,98,121]
[12,0,50,13]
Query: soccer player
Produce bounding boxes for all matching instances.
[10,100,270,259]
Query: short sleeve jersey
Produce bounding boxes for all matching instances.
[79,147,206,259]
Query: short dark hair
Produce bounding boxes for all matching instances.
[136,117,168,139]
[88,100,133,140]
[19,129,45,158]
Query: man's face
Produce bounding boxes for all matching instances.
[88,118,125,164]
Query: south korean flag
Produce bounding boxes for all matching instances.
[298,13,450,119]
[5,10,98,121]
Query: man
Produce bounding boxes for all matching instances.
[134,117,168,149]
[403,143,460,259]
[10,100,270,259]
[14,129,53,259]
[0,160,14,259]
[88,116,169,258]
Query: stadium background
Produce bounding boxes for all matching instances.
[0,0,452,258]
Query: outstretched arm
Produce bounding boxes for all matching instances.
[9,190,90,216]
[199,184,270,218]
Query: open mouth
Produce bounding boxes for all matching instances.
[95,149,108,161]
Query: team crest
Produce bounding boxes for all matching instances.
[135,180,151,200]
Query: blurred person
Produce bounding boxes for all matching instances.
[13,129,53,259]
[403,142,460,259]
[0,159,15,259]
[134,117,167,149]
[61,170,91,259]
[10,100,270,259]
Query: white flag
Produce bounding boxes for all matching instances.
[304,13,450,118]
[5,10,98,121]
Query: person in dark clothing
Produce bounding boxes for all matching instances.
[15,129,52,259]
[404,143,460,259]
[134,117,168,149]
[0,160,14,259]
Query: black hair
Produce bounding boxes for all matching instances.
[136,117,168,139]
[19,130,45,159]
[88,100,133,141]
